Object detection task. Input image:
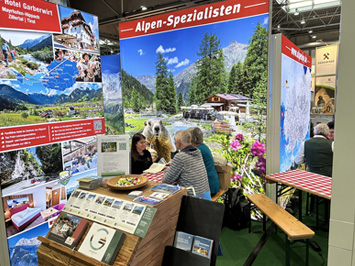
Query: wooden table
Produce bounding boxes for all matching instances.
[265,169,332,222]
[37,181,187,266]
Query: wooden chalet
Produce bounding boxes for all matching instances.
[202,93,251,112]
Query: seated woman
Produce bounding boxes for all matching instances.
[131,133,153,174]
[188,127,221,195]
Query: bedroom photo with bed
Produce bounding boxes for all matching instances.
[3,183,66,238]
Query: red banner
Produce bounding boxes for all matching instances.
[119,0,269,39]
[0,118,105,152]
[281,35,311,68]
[0,0,61,33]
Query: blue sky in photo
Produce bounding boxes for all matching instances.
[58,6,100,42]
[120,14,269,77]
[7,223,49,248]
[101,54,121,75]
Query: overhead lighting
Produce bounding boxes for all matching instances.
[277,24,281,31]
[285,0,340,14]
[294,8,300,16]
[312,35,317,39]
[301,18,306,24]
[141,6,147,11]
[308,29,313,33]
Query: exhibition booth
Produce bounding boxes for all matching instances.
[0,0,347,265]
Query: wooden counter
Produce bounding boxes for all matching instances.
[37,181,187,266]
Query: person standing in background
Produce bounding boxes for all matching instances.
[188,127,220,195]
[327,120,335,141]
[295,123,334,177]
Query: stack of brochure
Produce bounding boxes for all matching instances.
[77,176,102,190]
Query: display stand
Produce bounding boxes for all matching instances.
[37,182,187,266]
[162,196,225,266]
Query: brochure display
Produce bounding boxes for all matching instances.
[37,181,187,266]
[162,196,225,266]
[63,188,156,237]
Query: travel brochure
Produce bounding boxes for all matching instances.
[97,135,130,178]
[174,231,213,259]
[151,184,181,194]
[63,189,157,238]
[78,222,126,265]
[48,212,88,249]
[133,196,162,206]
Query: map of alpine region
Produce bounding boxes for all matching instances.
[13,59,79,92]
[280,54,311,172]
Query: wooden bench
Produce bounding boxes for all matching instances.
[211,189,227,202]
[245,194,315,266]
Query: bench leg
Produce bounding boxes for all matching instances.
[298,190,303,222]
[263,212,266,232]
[316,196,319,229]
[244,224,274,266]
[249,201,251,233]
[285,236,290,266]
[306,239,310,266]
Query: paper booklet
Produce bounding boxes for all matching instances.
[143,163,165,174]
[78,223,125,265]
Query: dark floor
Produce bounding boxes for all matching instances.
[217,192,329,266]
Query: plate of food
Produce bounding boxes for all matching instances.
[106,175,148,190]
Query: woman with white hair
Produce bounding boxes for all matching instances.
[295,123,334,177]
[162,130,211,198]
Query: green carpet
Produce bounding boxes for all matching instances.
[217,192,329,266]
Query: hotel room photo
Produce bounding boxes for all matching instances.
[2,183,67,238]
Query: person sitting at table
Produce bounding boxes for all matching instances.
[188,127,220,195]
[162,130,211,198]
[295,123,334,177]
[131,133,153,174]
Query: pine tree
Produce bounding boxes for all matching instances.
[195,32,227,103]
[131,87,139,112]
[155,52,170,112]
[243,23,268,99]
[187,76,198,105]
[177,92,185,110]
[167,72,177,113]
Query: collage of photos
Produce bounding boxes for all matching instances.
[0,5,103,129]
[1,135,99,266]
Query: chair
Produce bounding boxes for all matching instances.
[161,195,225,266]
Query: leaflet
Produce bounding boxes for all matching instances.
[64,189,156,237]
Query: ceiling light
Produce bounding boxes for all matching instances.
[277,24,281,30]
[294,8,300,16]
[312,35,317,39]
[308,29,313,33]
[314,0,338,4]
[301,18,306,24]
[141,6,147,11]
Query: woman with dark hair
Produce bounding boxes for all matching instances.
[131,133,153,174]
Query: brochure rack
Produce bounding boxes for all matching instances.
[37,182,186,266]
[162,196,225,266]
